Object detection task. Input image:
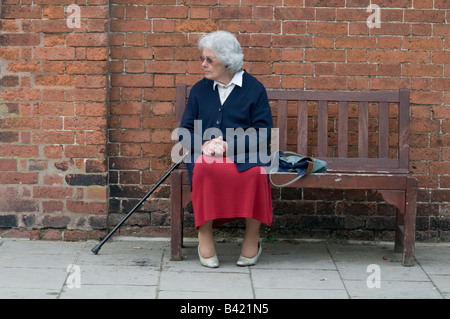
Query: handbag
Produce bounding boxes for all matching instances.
[269,151,327,187]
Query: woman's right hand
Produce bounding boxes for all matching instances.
[201,136,228,157]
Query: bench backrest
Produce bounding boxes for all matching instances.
[175,84,410,174]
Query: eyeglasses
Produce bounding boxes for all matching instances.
[200,56,216,64]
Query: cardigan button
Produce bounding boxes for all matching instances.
[216,120,221,125]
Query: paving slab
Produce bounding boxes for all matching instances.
[0,237,449,299]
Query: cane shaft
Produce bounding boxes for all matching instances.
[91,152,189,254]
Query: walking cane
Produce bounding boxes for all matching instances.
[91,151,189,255]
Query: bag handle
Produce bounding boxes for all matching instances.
[269,169,306,188]
[268,151,313,188]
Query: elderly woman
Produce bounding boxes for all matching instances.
[179,31,273,268]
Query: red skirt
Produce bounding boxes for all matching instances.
[191,155,273,229]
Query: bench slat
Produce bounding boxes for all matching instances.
[277,99,288,151]
[358,101,369,158]
[269,172,408,190]
[338,101,348,158]
[322,157,403,170]
[379,102,389,158]
[317,100,328,157]
[398,89,410,170]
[267,90,400,102]
[297,100,308,155]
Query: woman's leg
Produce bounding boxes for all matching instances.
[198,220,216,258]
[241,218,261,258]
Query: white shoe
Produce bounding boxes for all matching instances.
[198,245,219,268]
[237,243,262,267]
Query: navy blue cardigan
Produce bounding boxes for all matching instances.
[179,71,273,184]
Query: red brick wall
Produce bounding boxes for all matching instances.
[0,0,109,239]
[1,0,449,241]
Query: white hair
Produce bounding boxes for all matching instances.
[198,31,244,74]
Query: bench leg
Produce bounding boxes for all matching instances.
[402,177,417,267]
[170,170,183,261]
[379,182,417,267]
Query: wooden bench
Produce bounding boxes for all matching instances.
[170,84,417,267]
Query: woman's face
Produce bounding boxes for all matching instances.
[201,48,231,84]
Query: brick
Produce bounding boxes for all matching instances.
[31,20,71,33]
[403,64,443,77]
[143,88,176,101]
[64,117,106,130]
[77,103,103,117]
[35,75,74,86]
[34,102,74,116]
[273,62,314,75]
[65,174,106,186]
[0,145,39,157]
[2,6,42,19]
[175,19,218,33]
[308,22,348,35]
[147,6,188,19]
[66,61,108,75]
[335,37,376,49]
[306,77,347,90]
[86,48,108,61]
[0,132,19,143]
[369,50,409,63]
[125,61,145,73]
[0,34,41,46]
[147,34,187,47]
[305,49,346,62]
[110,47,153,60]
[146,61,186,74]
[0,159,17,171]
[0,88,41,101]
[66,200,106,215]
[109,130,151,143]
[0,200,39,213]
[111,74,154,87]
[8,61,40,73]
[0,117,39,130]
[404,9,446,23]
[110,20,152,32]
[86,160,107,173]
[42,215,70,228]
[42,6,65,19]
[109,157,150,170]
[65,145,106,158]
[87,186,107,200]
[274,7,315,20]
[0,215,18,228]
[32,131,74,144]
[272,35,312,48]
[33,186,73,199]
[66,33,108,47]
[34,47,75,60]
[403,38,443,50]
[66,89,107,102]
[0,172,38,184]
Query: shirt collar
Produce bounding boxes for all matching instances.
[213,70,244,90]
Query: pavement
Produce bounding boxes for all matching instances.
[0,236,449,300]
